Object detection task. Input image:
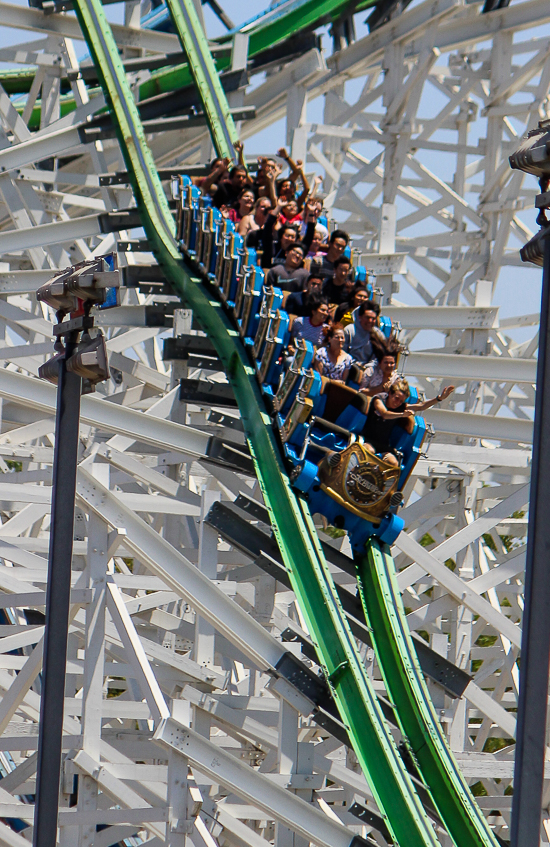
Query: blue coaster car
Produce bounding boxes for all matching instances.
[235,259,263,338]
[277,378,426,549]
[353,266,374,299]
[379,315,393,338]
[272,340,315,414]
[177,176,201,255]
[220,232,244,305]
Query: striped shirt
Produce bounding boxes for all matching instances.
[290,317,328,348]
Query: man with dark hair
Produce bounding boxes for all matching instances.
[323,256,353,306]
[285,274,323,316]
[194,156,229,195]
[254,157,279,199]
[265,242,309,292]
[212,166,249,208]
[311,229,350,279]
[271,224,300,266]
[343,299,384,364]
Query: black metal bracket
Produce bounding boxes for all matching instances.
[180,378,239,408]
[163,334,218,360]
[349,802,393,844]
[117,240,152,252]
[99,209,143,233]
[53,315,94,337]
[205,436,254,476]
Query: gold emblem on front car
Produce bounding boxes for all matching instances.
[318,442,399,522]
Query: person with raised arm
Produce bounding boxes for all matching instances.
[362,381,455,467]
[359,337,402,397]
[277,147,310,205]
[233,140,248,174]
[299,196,328,242]
[254,156,281,199]
[194,157,231,196]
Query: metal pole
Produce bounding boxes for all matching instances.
[511,234,550,846]
[33,341,81,847]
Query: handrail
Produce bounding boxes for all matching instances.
[70,0,442,844]
[357,539,499,847]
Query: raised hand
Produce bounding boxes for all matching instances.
[439,385,455,401]
[304,199,317,220]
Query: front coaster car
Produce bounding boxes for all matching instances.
[319,442,401,523]
[291,442,405,550]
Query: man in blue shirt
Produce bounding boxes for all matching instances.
[343,300,384,364]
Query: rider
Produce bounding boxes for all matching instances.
[362,380,454,467]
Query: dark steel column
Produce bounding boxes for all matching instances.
[33,346,81,847]
[512,235,550,846]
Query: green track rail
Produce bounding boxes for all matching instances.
[357,541,499,847]
[163,0,238,159]
[216,0,375,54]
[70,0,443,844]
